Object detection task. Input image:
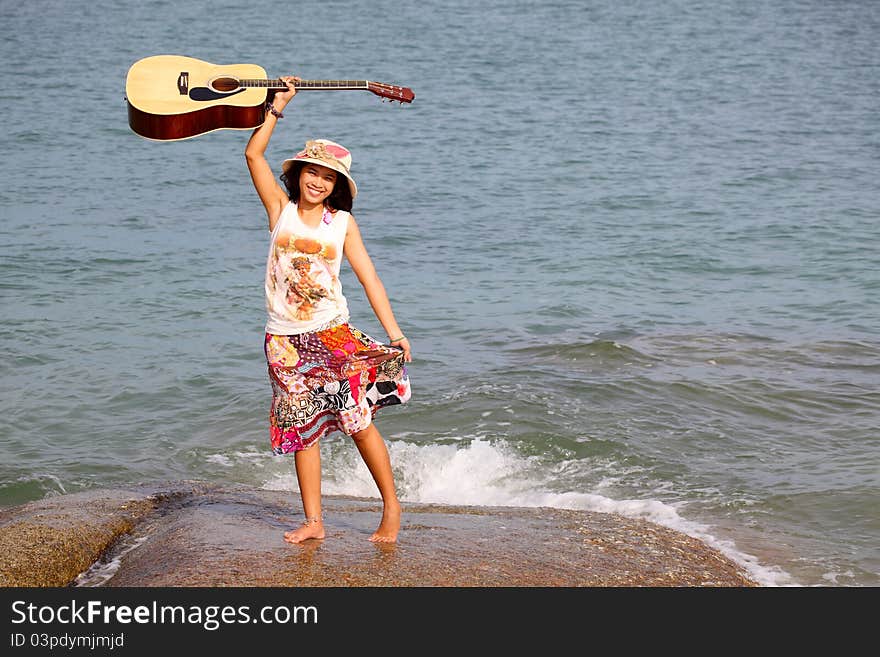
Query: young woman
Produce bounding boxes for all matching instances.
[245,76,411,544]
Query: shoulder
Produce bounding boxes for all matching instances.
[268,200,293,232]
[343,213,369,251]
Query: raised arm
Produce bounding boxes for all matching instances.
[344,215,412,362]
[245,76,298,231]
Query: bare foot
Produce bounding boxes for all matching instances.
[284,518,325,544]
[369,502,401,543]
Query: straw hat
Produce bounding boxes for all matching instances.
[281,139,358,199]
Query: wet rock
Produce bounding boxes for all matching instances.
[0,482,757,587]
[0,488,159,587]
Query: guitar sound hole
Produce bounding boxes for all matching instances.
[211,77,241,92]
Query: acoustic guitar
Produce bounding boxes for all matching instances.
[125,55,415,141]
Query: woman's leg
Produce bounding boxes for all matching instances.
[351,424,401,542]
[283,444,325,543]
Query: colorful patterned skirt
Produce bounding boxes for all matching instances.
[265,323,411,454]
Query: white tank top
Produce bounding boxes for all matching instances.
[264,202,350,334]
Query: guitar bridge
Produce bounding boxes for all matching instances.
[177,72,189,95]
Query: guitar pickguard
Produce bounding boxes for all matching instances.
[188,87,246,101]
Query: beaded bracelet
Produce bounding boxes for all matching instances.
[266,102,284,119]
[389,335,406,343]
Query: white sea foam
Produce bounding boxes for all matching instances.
[74,535,150,587]
[205,454,233,466]
[260,437,793,586]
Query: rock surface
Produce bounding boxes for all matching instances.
[0,481,757,587]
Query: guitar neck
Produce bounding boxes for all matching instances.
[231,76,414,103]
[242,78,370,91]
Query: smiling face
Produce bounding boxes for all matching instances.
[298,163,338,205]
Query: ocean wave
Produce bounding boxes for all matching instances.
[259,436,791,586]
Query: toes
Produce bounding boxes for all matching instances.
[369,534,398,543]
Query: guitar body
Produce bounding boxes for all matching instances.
[126,55,270,141]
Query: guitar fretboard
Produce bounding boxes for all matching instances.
[241,79,370,90]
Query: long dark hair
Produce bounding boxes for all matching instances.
[280,162,354,212]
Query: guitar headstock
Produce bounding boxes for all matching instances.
[367,81,415,104]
